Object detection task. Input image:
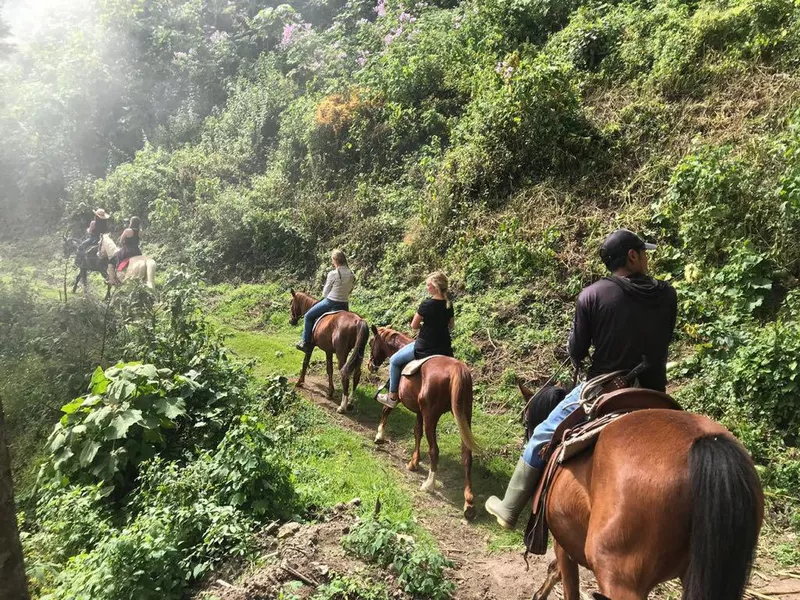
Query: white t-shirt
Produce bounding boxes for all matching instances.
[322,267,355,302]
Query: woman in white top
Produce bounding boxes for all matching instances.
[296,249,356,351]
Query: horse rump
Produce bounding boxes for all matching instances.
[683,434,763,600]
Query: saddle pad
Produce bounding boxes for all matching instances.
[557,411,628,463]
[401,355,443,376]
[117,259,130,272]
[311,310,346,335]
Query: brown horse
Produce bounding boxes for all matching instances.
[289,290,369,413]
[368,325,478,520]
[517,382,764,600]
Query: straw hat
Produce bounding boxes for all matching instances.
[93,208,111,219]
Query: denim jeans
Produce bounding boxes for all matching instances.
[301,298,349,344]
[388,342,416,393]
[77,235,100,255]
[522,382,586,469]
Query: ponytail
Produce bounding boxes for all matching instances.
[426,271,451,308]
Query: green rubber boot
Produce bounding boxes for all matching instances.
[485,458,541,530]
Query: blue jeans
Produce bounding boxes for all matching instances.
[301,298,349,345]
[522,382,586,469]
[77,235,100,255]
[389,342,416,393]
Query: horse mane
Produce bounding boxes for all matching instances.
[295,291,317,312]
[378,326,412,351]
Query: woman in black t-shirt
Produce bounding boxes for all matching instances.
[377,272,455,408]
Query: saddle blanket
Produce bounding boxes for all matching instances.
[117,259,130,272]
[311,310,346,335]
[401,355,445,376]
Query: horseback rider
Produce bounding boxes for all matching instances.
[296,249,356,352]
[376,271,455,408]
[485,229,678,529]
[76,208,111,256]
[111,216,143,269]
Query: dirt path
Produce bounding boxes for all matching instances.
[296,374,592,600]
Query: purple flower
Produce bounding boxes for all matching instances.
[398,11,415,23]
[280,22,312,48]
[357,56,367,66]
[454,14,463,29]
[374,0,387,17]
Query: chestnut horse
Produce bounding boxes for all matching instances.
[517,382,763,600]
[368,325,478,520]
[289,290,369,413]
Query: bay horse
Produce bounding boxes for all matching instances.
[367,325,478,520]
[63,236,109,293]
[97,234,156,296]
[289,290,369,414]
[516,381,763,600]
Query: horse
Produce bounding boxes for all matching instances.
[97,234,156,297]
[289,289,369,414]
[516,381,763,600]
[63,236,109,293]
[367,325,479,521]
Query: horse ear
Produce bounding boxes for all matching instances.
[370,324,379,336]
[290,288,296,297]
[516,377,535,401]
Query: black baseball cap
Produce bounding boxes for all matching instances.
[599,229,657,265]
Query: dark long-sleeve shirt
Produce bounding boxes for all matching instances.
[568,274,677,391]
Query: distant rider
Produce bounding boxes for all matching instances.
[76,208,111,256]
[376,271,455,408]
[296,249,355,352]
[485,229,677,529]
[111,216,142,268]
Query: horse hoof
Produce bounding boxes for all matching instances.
[336,406,346,414]
[463,505,477,522]
[374,436,386,445]
[406,462,418,472]
[420,481,435,493]
[295,381,304,389]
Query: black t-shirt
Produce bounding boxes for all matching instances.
[567,274,677,391]
[414,299,454,359]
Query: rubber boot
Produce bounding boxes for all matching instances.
[485,458,541,530]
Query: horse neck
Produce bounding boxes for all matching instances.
[383,329,412,356]
[100,234,119,257]
[299,293,317,315]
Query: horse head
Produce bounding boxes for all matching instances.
[289,289,315,326]
[62,235,79,258]
[368,325,389,372]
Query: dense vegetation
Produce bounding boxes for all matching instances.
[2,0,800,592]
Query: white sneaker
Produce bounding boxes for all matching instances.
[376,393,398,408]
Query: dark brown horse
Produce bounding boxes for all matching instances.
[289,290,369,413]
[368,325,478,520]
[517,382,763,600]
[63,236,108,293]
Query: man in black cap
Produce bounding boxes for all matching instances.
[485,228,677,530]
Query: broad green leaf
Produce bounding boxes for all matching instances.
[90,367,109,395]
[61,397,85,415]
[155,397,187,419]
[105,408,143,440]
[79,440,101,467]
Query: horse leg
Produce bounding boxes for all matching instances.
[374,406,393,444]
[462,436,475,521]
[532,559,561,600]
[296,350,312,388]
[72,270,82,293]
[405,412,423,471]
[421,411,441,492]
[555,541,580,600]
[337,349,350,414]
[326,351,335,401]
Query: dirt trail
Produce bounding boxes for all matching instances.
[296,375,591,600]
[295,375,800,600]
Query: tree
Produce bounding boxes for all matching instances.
[0,395,30,600]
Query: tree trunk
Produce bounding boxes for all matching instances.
[0,396,30,600]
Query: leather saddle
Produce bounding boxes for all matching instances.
[402,355,444,376]
[524,386,682,555]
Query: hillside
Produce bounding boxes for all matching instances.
[1,0,800,596]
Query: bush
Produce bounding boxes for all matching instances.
[343,515,454,600]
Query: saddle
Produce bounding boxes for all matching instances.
[117,259,130,272]
[401,355,444,376]
[524,379,682,556]
[311,310,346,335]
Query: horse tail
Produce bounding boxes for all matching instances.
[342,319,369,377]
[683,434,762,600]
[450,364,479,453]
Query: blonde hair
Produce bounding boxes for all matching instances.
[332,249,349,281]
[426,271,452,308]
